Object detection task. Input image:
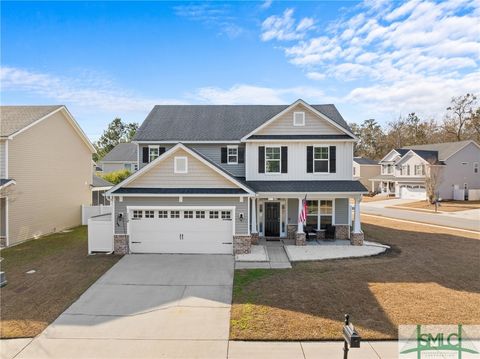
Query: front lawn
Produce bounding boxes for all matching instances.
[392,200,480,212]
[0,226,121,338]
[230,216,480,340]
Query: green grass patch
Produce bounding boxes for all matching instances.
[233,269,274,297]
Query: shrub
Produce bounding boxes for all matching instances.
[101,169,131,185]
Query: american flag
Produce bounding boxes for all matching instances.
[299,195,308,223]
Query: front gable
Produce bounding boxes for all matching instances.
[380,149,401,163]
[255,103,344,136]
[126,148,238,188]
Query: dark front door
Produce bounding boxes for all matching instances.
[264,202,280,237]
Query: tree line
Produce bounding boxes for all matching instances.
[350,93,480,160]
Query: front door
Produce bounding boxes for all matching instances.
[264,202,280,237]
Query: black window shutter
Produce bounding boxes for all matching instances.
[142,147,149,163]
[159,147,166,156]
[258,146,265,173]
[281,146,288,173]
[221,147,227,163]
[306,146,313,173]
[238,147,245,163]
[329,146,336,173]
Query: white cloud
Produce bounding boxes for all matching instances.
[306,72,326,81]
[261,0,273,10]
[261,8,315,41]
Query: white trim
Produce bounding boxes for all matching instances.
[7,106,96,153]
[133,140,241,144]
[379,149,401,163]
[174,156,188,174]
[0,179,16,190]
[227,145,239,164]
[441,140,480,161]
[264,145,281,174]
[106,143,255,196]
[395,150,430,166]
[92,186,112,191]
[312,145,330,174]
[5,140,8,178]
[293,111,305,126]
[99,160,137,164]
[148,145,160,163]
[241,99,357,141]
[245,138,356,143]
[108,193,252,198]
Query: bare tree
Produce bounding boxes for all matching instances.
[425,164,443,203]
[443,93,478,141]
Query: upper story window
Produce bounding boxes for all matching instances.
[174,156,188,174]
[149,145,160,162]
[474,162,479,174]
[227,146,238,164]
[265,147,281,173]
[401,165,410,176]
[293,112,305,126]
[414,164,425,176]
[314,146,329,173]
[382,164,393,175]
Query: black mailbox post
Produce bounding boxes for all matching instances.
[343,314,361,359]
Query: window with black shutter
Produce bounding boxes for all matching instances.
[329,146,336,173]
[221,147,227,163]
[238,147,245,163]
[258,146,265,173]
[142,147,149,163]
[306,146,313,173]
[281,146,288,173]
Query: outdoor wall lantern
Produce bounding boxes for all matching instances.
[239,212,244,221]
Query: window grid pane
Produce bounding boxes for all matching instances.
[158,210,168,218]
[170,210,180,218]
[196,211,205,219]
[221,211,231,219]
[144,210,155,218]
[209,211,219,219]
[184,210,194,219]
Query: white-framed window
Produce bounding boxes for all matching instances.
[414,164,425,176]
[158,210,168,218]
[170,210,180,218]
[183,210,194,219]
[174,156,188,173]
[221,211,231,220]
[209,210,219,219]
[149,145,160,162]
[313,146,329,173]
[227,145,238,164]
[133,210,143,219]
[319,200,333,229]
[265,146,281,174]
[144,210,155,218]
[401,165,410,176]
[305,200,333,230]
[195,210,205,219]
[293,111,305,126]
[474,162,479,174]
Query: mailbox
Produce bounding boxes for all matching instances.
[343,322,361,348]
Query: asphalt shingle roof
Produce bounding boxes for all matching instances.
[0,105,63,137]
[101,143,138,162]
[245,180,368,193]
[403,141,476,161]
[92,175,113,188]
[112,188,248,195]
[353,157,379,165]
[134,104,351,141]
[248,134,353,140]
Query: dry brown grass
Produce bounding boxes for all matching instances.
[393,200,480,212]
[230,216,480,340]
[0,226,121,338]
[361,195,395,203]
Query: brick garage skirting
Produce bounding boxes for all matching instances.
[114,234,129,255]
[351,232,364,246]
[234,235,251,254]
[335,225,350,240]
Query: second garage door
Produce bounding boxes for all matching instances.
[128,208,234,254]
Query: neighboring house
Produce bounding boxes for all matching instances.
[92,175,113,206]
[99,142,138,173]
[353,157,380,190]
[0,105,95,246]
[105,100,367,255]
[371,140,480,200]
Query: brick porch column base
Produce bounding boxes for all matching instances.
[287,225,297,240]
[295,232,306,246]
[251,233,260,245]
[350,232,364,246]
[334,225,350,240]
[114,234,129,254]
[234,235,251,254]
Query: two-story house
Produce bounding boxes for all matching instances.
[353,157,380,190]
[106,100,367,255]
[0,105,95,246]
[371,140,480,199]
[99,142,138,173]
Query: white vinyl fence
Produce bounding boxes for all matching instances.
[88,214,113,254]
[468,189,480,201]
[82,204,112,225]
[453,189,465,201]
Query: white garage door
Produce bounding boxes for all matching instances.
[400,185,427,200]
[128,208,234,254]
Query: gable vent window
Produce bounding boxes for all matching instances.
[174,156,188,173]
[293,112,305,126]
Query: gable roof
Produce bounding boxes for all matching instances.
[92,175,113,188]
[403,141,479,161]
[353,157,379,165]
[100,142,137,162]
[0,105,63,137]
[133,102,352,142]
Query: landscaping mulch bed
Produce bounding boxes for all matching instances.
[0,226,121,338]
[230,216,480,340]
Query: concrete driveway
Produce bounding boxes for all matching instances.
[16,254,234,359]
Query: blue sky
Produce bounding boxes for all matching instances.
[1,1,479,141]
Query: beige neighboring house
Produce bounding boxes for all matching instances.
[353,157,380,190]
[0,105,95,246]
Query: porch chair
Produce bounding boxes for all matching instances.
[325,224,335,240]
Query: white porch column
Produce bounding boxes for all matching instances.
[251,197,257,233]
[297,197,304,233]
[353,196,362,233]
[371,181,374,192]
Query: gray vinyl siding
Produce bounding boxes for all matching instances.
[114,196,248,235]
[138,143,245,176]
[287,198,298,224]
[334,198,350,225]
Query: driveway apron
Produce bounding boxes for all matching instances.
[16,254,234,359]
